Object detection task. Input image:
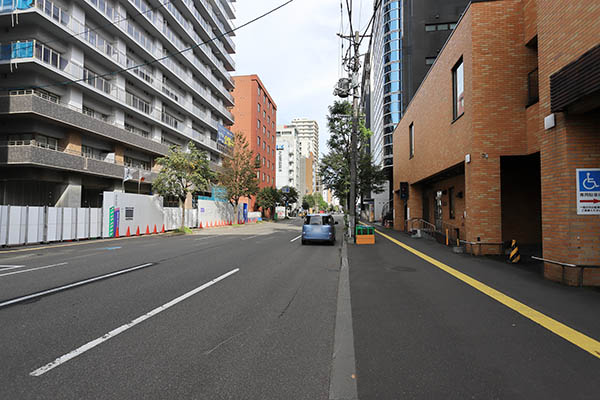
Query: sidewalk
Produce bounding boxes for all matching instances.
[347,224,600,399]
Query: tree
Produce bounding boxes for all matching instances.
[256,187,280,219]
[302,194,315,211]
[312,192,328,212]
[152,142,215,229]
[218,131,259,222]
[279,186,299,218]
[320,100,387,212]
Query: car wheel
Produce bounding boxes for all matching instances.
[301,239,306,245]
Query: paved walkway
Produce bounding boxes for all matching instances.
[347,224,600,399]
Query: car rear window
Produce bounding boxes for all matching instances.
[305,216,333,225]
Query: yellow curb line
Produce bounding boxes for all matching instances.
[375,229,600,360]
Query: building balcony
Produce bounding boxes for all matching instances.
[0,140,157,183]
[77,0,233,115]
[0,93,169,156]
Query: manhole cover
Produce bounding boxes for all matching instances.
[385,266,417,272]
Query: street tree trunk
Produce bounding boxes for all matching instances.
[179,197,185,230]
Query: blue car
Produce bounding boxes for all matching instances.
[302,214,338,245]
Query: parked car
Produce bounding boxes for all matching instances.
[302,214,338,245]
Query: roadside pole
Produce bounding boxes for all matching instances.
[348,31,360,241]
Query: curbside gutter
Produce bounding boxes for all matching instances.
[329,237,359,400]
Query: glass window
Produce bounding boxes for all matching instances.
[450,23,457,30]
[437,24,449,31]
[409,123,414,159]
[426,57,436,65]
[425,24,436,32]
[453,59,465,119]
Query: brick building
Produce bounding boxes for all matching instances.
[393,0,600,285]
[229,75,277,211]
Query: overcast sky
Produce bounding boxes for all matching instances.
[232,0,373,158]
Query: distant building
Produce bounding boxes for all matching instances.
[229,75,277,211]
[275,125,300,191]
[288,118,319,159]
[0,0,236,207]
[288,118,319,194]
[392,0,600,286]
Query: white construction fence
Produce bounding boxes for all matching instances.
[1,192,253,247]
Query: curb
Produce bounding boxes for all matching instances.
[329,237,359,400]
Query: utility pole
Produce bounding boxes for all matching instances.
[348,30,360,240]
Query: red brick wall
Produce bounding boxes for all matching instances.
[230,75,278,210]
[393,0,599,281]
[536,0,600,284]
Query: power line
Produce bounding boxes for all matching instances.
[357,0,382,48]
[10,0,296,92]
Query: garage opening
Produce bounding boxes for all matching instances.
[500,153,542,256]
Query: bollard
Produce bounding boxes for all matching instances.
[509,239,520,263]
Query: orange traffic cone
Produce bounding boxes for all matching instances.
[126,227,131,237]
[153,224,157,234]
[146,225,150,235]
[198,221,203,229]
[115,226,119,238]
[161,224,165,233]
[136,226,140,236]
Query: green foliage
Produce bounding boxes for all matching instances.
[152,142,215,201]
[279,186,299,206]
[152,142,215,228]
[175,226,193,234]
[256,186,280,218]
[218,132,259,209]
[320,100,387,209]
[302,194,315,210]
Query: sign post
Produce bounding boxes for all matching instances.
[576,168,600,215]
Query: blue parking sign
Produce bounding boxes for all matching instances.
[576,169,600,215]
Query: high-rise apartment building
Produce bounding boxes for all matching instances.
[288,118,318,193]
[275,125,300,192]
[364,0,469,220]
[229,74,277,210]
[0,0,235,207]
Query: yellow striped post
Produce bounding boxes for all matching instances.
[509,239,521,263]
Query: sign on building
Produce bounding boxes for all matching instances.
[217,124,234,154]
[576,168,600,215]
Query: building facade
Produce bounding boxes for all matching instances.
[365,0,468,221]
[287,118,318,194]
[393,0,600,286]
[275,125,300,191]
[401,0,470,112]
[0,0,236,207]
[229,74,277,210]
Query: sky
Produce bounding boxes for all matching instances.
[232,0,373,159]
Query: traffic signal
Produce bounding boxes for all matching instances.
[400,182,409,200]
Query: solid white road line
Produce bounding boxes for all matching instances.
[290,235,302,242]
[0,262,68,278]
[241,235,259,241]
[0,263,151,308]
[30,268,240,376]
[0,265,25,270]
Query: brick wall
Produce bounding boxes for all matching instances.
[536,0,600,284]
[230,75,278,210]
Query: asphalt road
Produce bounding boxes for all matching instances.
[0,218,342,399]
[349,225,600,400]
